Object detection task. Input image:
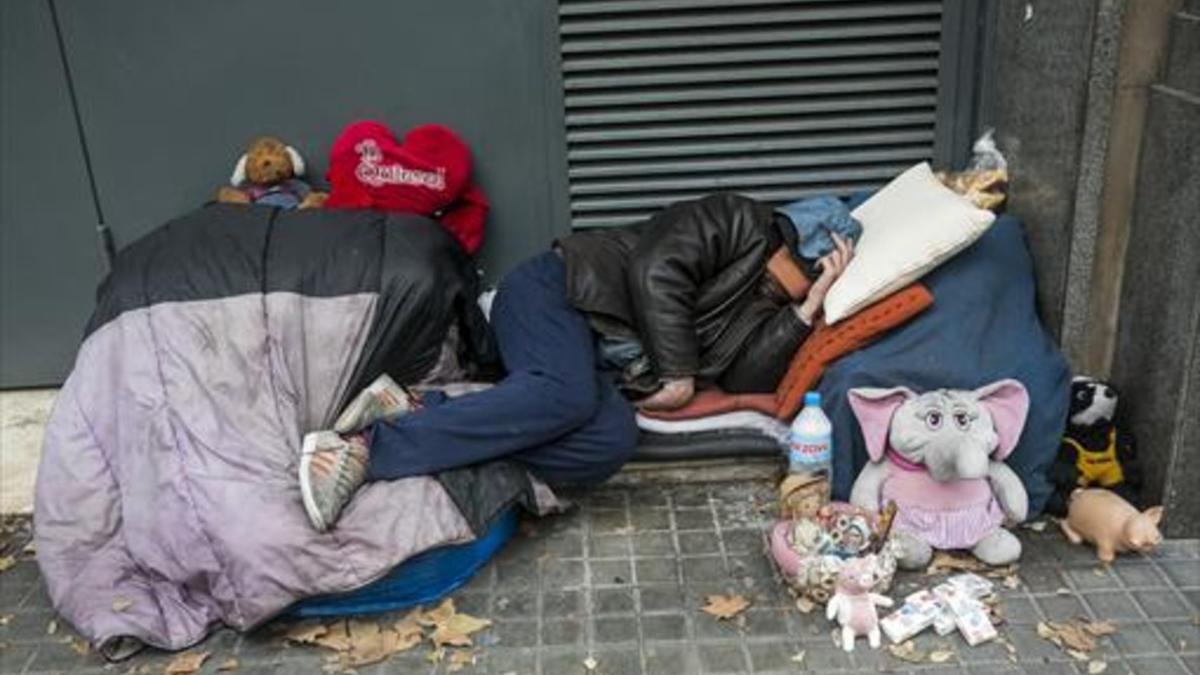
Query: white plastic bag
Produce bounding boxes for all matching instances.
[967,128,1007,172]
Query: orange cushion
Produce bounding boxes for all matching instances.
[774,283,933,420]
[639,284,932,423]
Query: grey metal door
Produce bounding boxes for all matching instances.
[1,0,570,388]
[0,0,105,387]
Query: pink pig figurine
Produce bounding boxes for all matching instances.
[1061,488,1163,563]
[825,557,893,652]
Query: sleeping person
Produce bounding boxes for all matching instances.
[298,192,855,532]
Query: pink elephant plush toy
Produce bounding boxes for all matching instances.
[848,379,1031,569]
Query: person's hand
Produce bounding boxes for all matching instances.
[795,233,855,323]
[637,376,695,411]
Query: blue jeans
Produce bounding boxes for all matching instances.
[366,251,638,485]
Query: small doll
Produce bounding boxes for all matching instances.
[826,556,893,652]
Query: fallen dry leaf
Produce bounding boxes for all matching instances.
[795,597,815,614]
[426,647,446,664]
[702,594,751,620]
[112,598,133,613]
[0,615,12,626]
[164,651,209,675]
[1036,618,1116,654]
[1003,574,1020,590]
[217,658,239,671]
[418,599,457,627]
[1088,660,1108,674]
[341,619,391,667]
[790,650,806,664]
[925,552,987,576]
[22,542,36,556]
[929,649,954,663]
[389,612,425,653]
[281,621,329,646]
[316,620,360,653]
[888,640,928,663]
[69,638,90,656]
[46,620,58,635]
[1082,619,1117,637]
[381,629,423,658]
[583,656,598,671]
[1055,587,1072,596]
[447,649,478,672]
[0,556,15,574]
[983,564,1020,580]
[431,613,492,648]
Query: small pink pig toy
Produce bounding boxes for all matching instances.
[1061,488,1163,563]
[825,556,894,651]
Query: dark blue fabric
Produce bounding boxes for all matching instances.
[366,251,638,485]
[776,195,863,260]
[819,216,1071,517]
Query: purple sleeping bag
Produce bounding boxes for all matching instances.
[33,204,551,658]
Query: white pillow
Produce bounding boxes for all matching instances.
[823,162,995,324]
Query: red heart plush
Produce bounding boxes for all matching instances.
[325,120,487,254]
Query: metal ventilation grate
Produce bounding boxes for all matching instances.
[559,0,945,228]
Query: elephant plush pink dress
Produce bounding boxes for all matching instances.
[880,449,1006,549]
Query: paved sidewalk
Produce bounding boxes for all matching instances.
[1,481,1197,674]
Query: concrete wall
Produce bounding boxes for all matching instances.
[1109,84,1200,535]
[992,0,1103,339]
[993,0,1198,535]
[0,390,54,514]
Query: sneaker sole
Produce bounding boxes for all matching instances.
[298,435,328,532]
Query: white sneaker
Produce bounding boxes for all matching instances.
[299,431,369,532]
[332,374,416,434]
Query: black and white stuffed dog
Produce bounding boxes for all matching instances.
[1046,376,1142,515]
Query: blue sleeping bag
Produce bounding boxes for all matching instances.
[821,214,1071,517]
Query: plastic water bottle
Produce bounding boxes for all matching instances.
[787,391,833,504]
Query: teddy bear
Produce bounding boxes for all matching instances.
[1044,376,1142,516]
[217,136,327,210]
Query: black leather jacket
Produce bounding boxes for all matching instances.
[557,193,813,394]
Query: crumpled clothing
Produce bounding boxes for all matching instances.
[241,178,312,209]
[776,195,863,261]
[937,169,1008,211]
[937,128,1009,211]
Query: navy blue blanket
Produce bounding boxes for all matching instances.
[820,215,1071,517]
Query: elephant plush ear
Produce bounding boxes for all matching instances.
[848,387,915,462]
[973,378,1030,460]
